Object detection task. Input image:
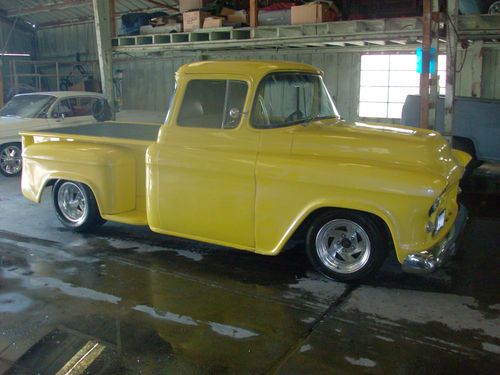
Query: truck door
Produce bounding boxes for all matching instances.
[152,78,258,249]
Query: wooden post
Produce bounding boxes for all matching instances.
[470,41,483,98]
[0,61,4,107]
[110,0,116,37]
[56,62,60,91]
[427,0,440,130]
[419,0,431,129]
[444,0,458,135]
[250,0,258,28]
[93,0,115,118]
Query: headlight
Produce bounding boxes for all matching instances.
[429,195,443,216]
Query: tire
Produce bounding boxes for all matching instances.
[53,180,106,232]
[305,210,387,282]
[0,143,22,177]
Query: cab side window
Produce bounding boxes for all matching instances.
[177,80,248,129]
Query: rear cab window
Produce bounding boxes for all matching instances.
[177,80,248,129]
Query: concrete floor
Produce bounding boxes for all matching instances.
[0,165,499,374]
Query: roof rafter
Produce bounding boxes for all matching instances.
[6,0,91,18]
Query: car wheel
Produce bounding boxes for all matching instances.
[53,180,106,232]
[0,143,22,177]
[306,210,387,282]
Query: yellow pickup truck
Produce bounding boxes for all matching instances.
[21,60,470,281]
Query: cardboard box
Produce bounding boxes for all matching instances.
[291,2,329,24]
[227,10,248,24]
[220,7,236,17]
[183,11,210,31]
[203,17,226,29]
[180,0,209,13]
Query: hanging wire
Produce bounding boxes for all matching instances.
[1,16,19,53]
[445,12,468,73]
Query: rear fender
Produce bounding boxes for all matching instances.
[22,142,136,214]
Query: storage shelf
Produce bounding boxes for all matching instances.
[112,17,424,53]
[458,14,500,41]
[111,14,500,54]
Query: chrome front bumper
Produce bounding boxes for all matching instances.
[402,204,468,274]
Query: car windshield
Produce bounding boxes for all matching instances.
[252,73,340,129]
[0,94,55,118]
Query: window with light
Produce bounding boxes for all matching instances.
[358,54,447,119]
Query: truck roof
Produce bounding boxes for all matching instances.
[177,60,321,77]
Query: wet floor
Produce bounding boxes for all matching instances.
[0,164,499,374]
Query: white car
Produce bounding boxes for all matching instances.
[0,91,110,176]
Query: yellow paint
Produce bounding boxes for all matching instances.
[21,60,470,264]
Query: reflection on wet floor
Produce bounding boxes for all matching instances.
[0,164,499,374]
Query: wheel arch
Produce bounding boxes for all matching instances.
[32,174,104,216]
[263,203,397,257]
[452,136,478,159]
[21,142,136,214]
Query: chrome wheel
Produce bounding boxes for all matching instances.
[315,219,371,274]
[57,181,88,225]
[0,144,22,176]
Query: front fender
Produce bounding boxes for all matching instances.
[451,148,472,169]
[22,141,136,214]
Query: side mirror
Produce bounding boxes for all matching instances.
[229,107,241,120]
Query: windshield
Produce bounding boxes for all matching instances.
[252,73,339,129]
[0,95,55,118]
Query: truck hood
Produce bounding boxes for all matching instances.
[291,119,464,184]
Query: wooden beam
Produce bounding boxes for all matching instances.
[470,41,483,97]
[0,13,36,34]
[428,0,440,130]
[0,61,4,107]
[110,0,116,37]
[7,0,91,17]
[250,0,258,28]
[419,0,431,129]
[444,0,458,135]
[93,0,115,118]
[143,0,179,12]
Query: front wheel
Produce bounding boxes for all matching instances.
[0,143,22,177]
[53,180,106,232]
[305,210,387,282]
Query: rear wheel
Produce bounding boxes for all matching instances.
[0,143,22,177]
[53,180,105,232]
[306,210,387,282]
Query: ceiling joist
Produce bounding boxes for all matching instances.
[7,0,90,18]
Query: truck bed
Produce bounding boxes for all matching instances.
[24,122,161,144]
[21,122,162,226]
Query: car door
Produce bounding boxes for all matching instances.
[48,96,99,127]
[154,76,259,249]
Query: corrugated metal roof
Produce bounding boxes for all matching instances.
[0,0,179,28]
